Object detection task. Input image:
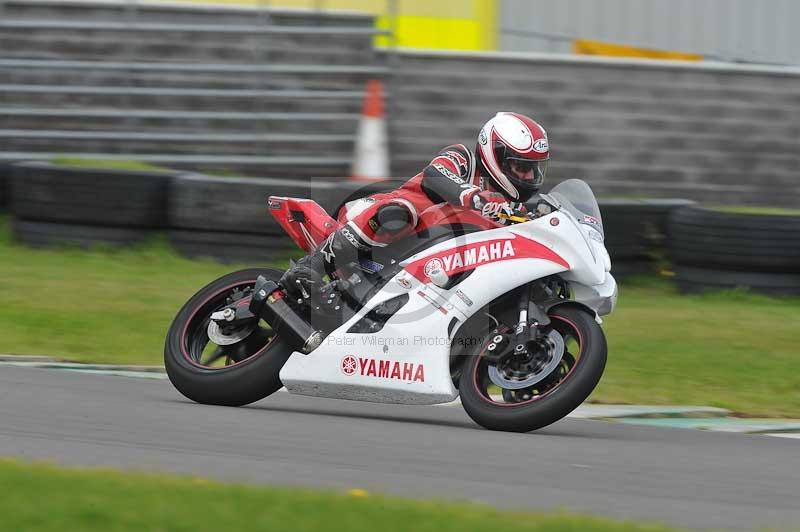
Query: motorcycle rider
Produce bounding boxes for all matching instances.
[281,111,550,299]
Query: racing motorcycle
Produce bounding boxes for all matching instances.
[164,179,617,432]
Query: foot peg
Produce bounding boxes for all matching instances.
[250,276,323,354]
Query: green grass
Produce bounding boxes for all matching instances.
[1,218,798,417]
[597,276,800,417]
[0,219,293,366]
[49,157,170,173]
[0,458,681,532]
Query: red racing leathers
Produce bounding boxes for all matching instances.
[335,143,520,252]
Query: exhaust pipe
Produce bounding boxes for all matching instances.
[249,276,323,354]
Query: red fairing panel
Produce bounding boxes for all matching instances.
[404,235,570,282]
[268,196,341,252]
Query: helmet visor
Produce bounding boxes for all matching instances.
[506,157,547,189]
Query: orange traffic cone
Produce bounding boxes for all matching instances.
[350,79,389,182]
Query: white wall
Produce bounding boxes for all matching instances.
[499,0,800,65]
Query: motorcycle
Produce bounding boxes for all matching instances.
[164,178,617,432]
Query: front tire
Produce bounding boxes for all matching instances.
[164,268,293,406]
[459,305,607,432]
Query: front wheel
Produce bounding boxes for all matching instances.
[458,305,607,432]
[164,268,294,406]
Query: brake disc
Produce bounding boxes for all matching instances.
[207,320,257,346]
[488,329,565,390]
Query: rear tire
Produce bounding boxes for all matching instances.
[164,268,293,406]
[458,305,606,432]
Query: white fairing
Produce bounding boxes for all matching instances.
[280,183,617,405]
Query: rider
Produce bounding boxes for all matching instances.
[281,111,550,298]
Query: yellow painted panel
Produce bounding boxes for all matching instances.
[574,39,703,61]
[376,15,482,50]
[474,0,497,51]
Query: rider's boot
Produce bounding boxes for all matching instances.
[280,250,326,301]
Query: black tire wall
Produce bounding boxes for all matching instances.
[166,175,401,263]
[9,161,175,247]
[11,161,174,228]
[668,205,800,295]
[599,199,695,276]
[0,163,10,212]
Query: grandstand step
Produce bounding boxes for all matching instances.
[0,134,354,157]
[0,68,379,91]
[0,2,375,28]
[0,111,359,135]
[0,32,376,64]
[393,88,800,123]
[0,87,363,113]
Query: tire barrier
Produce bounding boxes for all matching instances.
[166,174,394,263]
[669,205,800,295]
[599,199,695,277]
[10,161,174,229]
[12,219,151,248]
[0,163,10,212]
[10,159,797,297]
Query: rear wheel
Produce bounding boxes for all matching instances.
[164,268,293,406]
[458,305,606,432]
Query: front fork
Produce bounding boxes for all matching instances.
[484,282,551,363]
[512,282,551,354]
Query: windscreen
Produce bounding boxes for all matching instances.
[546,179,603,238]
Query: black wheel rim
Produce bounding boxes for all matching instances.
[180,280,276,370]
[472,315,584,407]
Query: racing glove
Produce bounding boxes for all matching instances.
[463,189,513,219]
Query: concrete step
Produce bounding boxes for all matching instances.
[0,88,363,113]
[0,110,359,135]
[393,128,800,158]
[395,54,800,94]
[0,135,354,156]
[394,87,800,123]
[396,69,800,108]
[0,68,378,91]
[1,2,375,27]
[0,31,375,64]
[391,111,800,142]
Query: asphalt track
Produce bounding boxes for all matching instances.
[2,366,799,530]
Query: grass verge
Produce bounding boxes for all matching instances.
[49,157,170,173]
[0,458,680,532]
[1,217,798,417]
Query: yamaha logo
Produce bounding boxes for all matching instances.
[341,355,358,376]
[423,258,444,276]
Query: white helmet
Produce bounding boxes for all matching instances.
[476,112,550,202]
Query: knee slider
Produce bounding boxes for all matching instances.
[375,204,412,234]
